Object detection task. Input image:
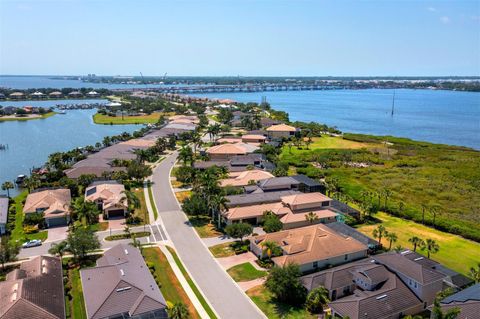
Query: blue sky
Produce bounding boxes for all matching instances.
[0,0,479,76]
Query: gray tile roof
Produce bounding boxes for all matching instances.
[226,190,301,207]
[290,174,322,187]
[441,283,480,304]
[325,222,379,248]
[0,197,8,224]
[257,176,300,189]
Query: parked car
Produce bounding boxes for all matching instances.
[22,239,42,248]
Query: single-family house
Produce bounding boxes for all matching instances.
[430,283,480,319]
[30,91,46,99]
[85,181,128,219]
[194,154,270,173]
[23,189,71,227]
[49,91,63,98]
[9,92,24,99]
[266,123,297,139]
[241,134,267,144]
[0,256,65,319]
[68,91,82,98]
[250,224,368,273]
[87,90,99,97]
[289,174,325,193]
[207,143,259,161]
[220,170,274,187]
[0,196,8,235]
[80,244,168,319]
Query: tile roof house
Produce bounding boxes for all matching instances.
[250,224,368,273]
[226,190,301,207]
[85,181,128,219]
[194,154,271,173]
[241,134,267,144]
[432,283,480,319]
[23,189,71,228]
[0,256,65,319]
[80,244,167,319]
[266,123,297,139]
[0,196,8,235]
[207,143,259,160]
[220,170,274,187]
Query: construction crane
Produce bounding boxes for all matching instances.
[139,72,148,90]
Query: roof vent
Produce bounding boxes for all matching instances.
[116,286,131,292]
[414,257,424,261]
[120,269,125,276]
[124,249,129,255]
[400,250,410,255]
[376,294,387,300]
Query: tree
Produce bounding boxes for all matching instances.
[408,236,425,252]
[77,174,96,189]
[305,286,329,314]
[383,189,392,210]
[167,302,189,319]
[66,227,100,260]
[469,263,480,283]
[0,237,19,269]
[265,263,307,306]
[178,145,193,166]
[431,299,460,319]
[224,223,253,243]
[372,225,388,246]
[48,241,68,259]
[423,238,440,258]
[263,211,283,233]
[386,232,398,250]
[261,241,282,259]
[72,197,101,226]
[430,205,439,228]
[421,203,428,224]
[210,193,228,229]
[1,181,14,197]
[121,190,140,213]
[305,212,319,224]
[127,161,152,181]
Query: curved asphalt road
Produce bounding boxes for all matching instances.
[151,152,265,319]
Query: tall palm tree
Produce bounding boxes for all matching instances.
[48,241,68,259]
[178,145,193,166]
[305,212,319,224]
[408,236,425,252]
[121,190,140,213]
[372,225,388,246]
[72,197,100,226]
[421,203,428,224]
[261,241,281,259]
[430,205,438,228]
[423,238,440,259]
[210,193,228,229]
[469,263,480,283]
[23,176,40,192]
[385,232,398,250]
[383,189,392,210]
[305,286,330,314]
[1,181,14,198]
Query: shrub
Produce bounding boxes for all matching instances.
[265,263,307,306]
[263,213,283,233]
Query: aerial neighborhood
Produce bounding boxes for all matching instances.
[0,92,478,319]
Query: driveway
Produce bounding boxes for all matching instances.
[151,152,265,319]
[216,252,260,270]
[46,226,68,242]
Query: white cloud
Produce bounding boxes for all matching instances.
[427,7,436,12]
[440,16,450,24]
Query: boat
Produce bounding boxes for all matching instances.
[15,174,26,184]
[391,90,395,117]
[57,110,66,114]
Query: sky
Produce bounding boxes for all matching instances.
[0,0,479,76]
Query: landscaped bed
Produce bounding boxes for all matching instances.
[188,216,222,238]
[104,231,150,241]
[227,262,267,282]
[209,240,250,258]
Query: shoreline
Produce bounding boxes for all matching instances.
[0,111,57,122]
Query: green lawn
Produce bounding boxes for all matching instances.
[132,188,149,224]
[209,242,236,258]
[0,111,56,122]
[93,112,161,124]
[10,191,48,245]
[142,247,200,319]
[166,246,218,319]
[356,212,480,276]
[227,262,267,282]
[87,222,109,232]
[188,216,222,238]
[246,285,316,319]
[147,185,158,220]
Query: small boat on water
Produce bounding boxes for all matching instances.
[15,174,26,184]
[57,110,66,114]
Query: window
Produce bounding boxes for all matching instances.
[344,254,348,260]
[313,261,318,268]
[414,282,418,288]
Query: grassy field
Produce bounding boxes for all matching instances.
[93,112,161,124]
[227,262,267,282]
[147,185,158,220]
[0,111,56,122]
[209,242,236,258]
[356,212,480,276]
[166,246,218,319]
[11,191,48,244]
[132,187,149,224]
[189,216,222,238]
[246,285,316,319]
[142,247,200,319]
[280,134,480,242]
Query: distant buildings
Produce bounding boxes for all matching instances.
[0,256,65,319]
[23,189,71,227]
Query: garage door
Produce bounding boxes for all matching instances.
[107,209,125,218]
[47,217,67,227]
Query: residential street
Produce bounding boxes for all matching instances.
[151,152,265,319]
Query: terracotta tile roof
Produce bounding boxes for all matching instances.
[224,202,290,221]
[217,137,242,144]
[279,209,338,224]
[252,224,367,267]
[220,170,274,187]
[0,256,65,319]
[23,189,71,219]
[80,244,166,319]
[85,182,127,210]
[242,134,267,140]
[281,192,331,207]
[207,142,259,155]
[266,123,297,132]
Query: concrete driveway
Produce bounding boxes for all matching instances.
[105,217,127,230]
[46,226,68,242]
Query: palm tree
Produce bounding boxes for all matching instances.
[430,205,438,228]
[431,299,460,319]
[23,176,40,192]
[72,197,100,226]
[209,193,228,229]
[121,190,140,213]
[191,131,203,154]
[1,181,14,197]
[305,286,330,314]
[383,189,392,210]
[469,263,480,283]
[408,236,425,252]
[48,241,68,259]
[178,145,193,166]
[423,238,440,258]
[305,212,319,224]
[372,225,388,246]
[261,241,281,259]
[385,232,398,250]
[421,203,428,224]
[167,302,189,319]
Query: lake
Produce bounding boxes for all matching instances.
[0,104,140,195]
[193,89,480,150]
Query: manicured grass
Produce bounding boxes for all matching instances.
[356,212,480,276]
[166,246,218,319]
[104,231,150,241]
[147,185,158,221]
[0,111,57,121]
[87,222,109,232]
[10,191,48,245]
[93,112,161,124]
[175,190,192,203]
[209,242,236,258]
[227,262,267,282]
[188,216,222,238]
[132,188,149,224]
[246,285,316,319]
[142,247,200,319]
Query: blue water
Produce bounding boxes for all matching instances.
[0,98,108,108]
[194,89,480,150]
[0,106,140,195]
